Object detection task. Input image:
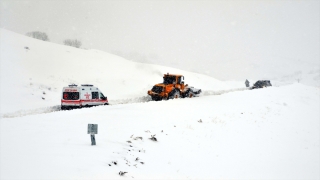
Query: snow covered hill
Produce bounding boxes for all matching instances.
[0,28,243,115]
[0,29,319,179]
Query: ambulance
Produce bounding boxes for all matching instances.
[61,84,109,110]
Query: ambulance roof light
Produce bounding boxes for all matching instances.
[68,84,78,87]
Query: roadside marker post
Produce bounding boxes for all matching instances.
[88,124,98,145]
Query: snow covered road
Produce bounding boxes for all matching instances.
[1,87,249,118]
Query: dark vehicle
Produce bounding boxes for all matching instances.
[251,80,272,89]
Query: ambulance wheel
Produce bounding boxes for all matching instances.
[61,106,68,110]
[104,103,109,105]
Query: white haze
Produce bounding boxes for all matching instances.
[1,0,319,81]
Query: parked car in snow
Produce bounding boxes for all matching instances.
[61,84,108,110]
[251,80,272,89]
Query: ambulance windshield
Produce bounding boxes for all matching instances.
[100,92,106,99]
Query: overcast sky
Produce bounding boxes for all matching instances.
[1,0,319,80]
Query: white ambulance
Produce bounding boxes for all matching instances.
[61,84,109,110]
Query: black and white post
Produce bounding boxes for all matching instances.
[88,124,98,145]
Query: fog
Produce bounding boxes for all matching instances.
[1,0,319,81]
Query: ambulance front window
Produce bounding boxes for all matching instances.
[92,92,99,99]
[100,93,106,100]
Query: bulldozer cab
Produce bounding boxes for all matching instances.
[163,74,184,85]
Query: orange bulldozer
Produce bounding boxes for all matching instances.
[147,73,202,101]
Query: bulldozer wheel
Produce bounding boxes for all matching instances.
[168,89,180,99]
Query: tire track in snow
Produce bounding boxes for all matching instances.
[1,105,62,118]
[201,87,249,96]
[1,87,250,118]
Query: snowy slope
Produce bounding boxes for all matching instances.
[0,28,243,115]
[0,84,319,179]
[0,29,319,179]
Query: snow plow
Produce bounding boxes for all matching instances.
[147,73,201,101]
